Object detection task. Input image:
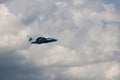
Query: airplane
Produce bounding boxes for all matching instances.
[28,36,57,44]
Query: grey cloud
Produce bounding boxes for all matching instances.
[1,0,120,80]
[0,0,8,4]
[0,52,52,80]
[103,0,120,10]
[5,0,59,25]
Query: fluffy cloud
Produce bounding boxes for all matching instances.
[105,63,120,80]
[0,4,31,49]
[0,0,120,80]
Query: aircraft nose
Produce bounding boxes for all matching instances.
[53,39,57,41]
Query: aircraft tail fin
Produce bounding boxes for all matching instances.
[27,35,33,42]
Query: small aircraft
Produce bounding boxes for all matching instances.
[28,36,57,44]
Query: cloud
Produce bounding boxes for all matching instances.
[0,0,9,4]
[105,63,120,80]
[0,4,31,49]
[0,4,36,80]
[0,0,120,80]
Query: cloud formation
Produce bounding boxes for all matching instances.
[0,0,9,4]
[0,0,120,80]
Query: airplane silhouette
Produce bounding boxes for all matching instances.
[28,36,57,44]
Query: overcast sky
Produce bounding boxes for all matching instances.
[0,0,120,80]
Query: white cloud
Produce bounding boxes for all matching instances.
[105,63,120,80]
[0,4,31,50]
[19,45,80,67]
[0,0,120,80]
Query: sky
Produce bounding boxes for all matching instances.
[0,0,120,80]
